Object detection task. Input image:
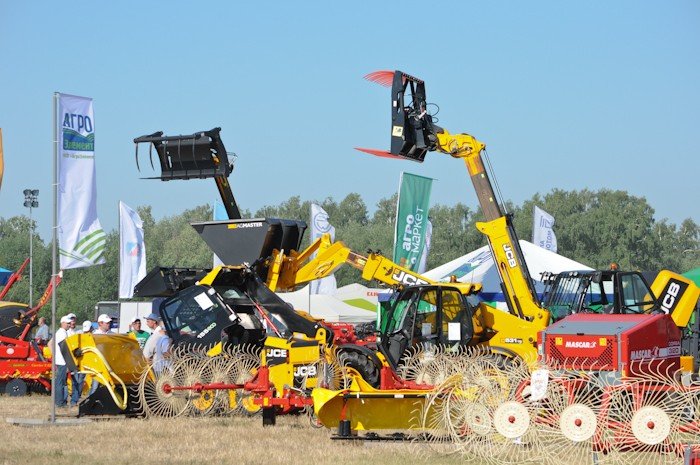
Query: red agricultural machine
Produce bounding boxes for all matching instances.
[0,267,61,396]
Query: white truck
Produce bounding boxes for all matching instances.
[94,300,154,333]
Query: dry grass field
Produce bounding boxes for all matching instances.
[0,395,464,465]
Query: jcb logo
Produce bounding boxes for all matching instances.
[293,365,317,378]
[266,348,288,358]
[503,244,517,268]
[659,280,687,314]
[391,270,429,286]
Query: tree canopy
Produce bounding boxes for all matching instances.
[1,188,697,323]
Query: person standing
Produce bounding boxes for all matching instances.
[53,315,71,407]
[86,314,114,396]
[82,320,93,333]
[142,313,165,362]
[34,317,50,344]
[93,314,114,335]
[66,314,84,407]
[128,317,150,350]
[66,313,78,335]
[152,327,172,374]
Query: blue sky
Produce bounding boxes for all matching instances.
[1,1,698,241]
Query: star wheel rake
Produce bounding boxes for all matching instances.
[137,356,191,418]
[596,361,688,465]
[525,360,608,465]
[398,343,471,386]
[415,347,544,464]
[219,344,262,416]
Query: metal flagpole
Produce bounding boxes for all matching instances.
[50,92,58,423]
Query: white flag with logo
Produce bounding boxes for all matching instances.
[119,202,147,298]
[309,204,337,295]
[57,93,106,269]
[532,206,558,253]
[416,219,433,274]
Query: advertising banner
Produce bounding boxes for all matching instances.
[393,172,433,272]
[309,203,337,294]
[57,93,106,269]
[532,206,558,253]
[119,202,146,298]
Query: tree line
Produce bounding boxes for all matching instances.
[1,188,698,323]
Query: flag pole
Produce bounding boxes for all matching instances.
[50,92,58,423]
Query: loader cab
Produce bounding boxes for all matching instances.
[543,270,657,322]
[160,285,241,348]
[378,285,474,369]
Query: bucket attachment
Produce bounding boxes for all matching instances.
[133,267,209,298]
[134,127,231,181]
[191,218,307,280]
[133,128,242,219]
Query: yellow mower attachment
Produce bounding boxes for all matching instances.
[313,371,429,431]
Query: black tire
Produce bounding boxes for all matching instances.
[6,378,28,397]
[339,350,381,388]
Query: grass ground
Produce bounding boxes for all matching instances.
[0,394,461,465]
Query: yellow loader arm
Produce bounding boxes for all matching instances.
[265,233,438,292]
[433,129,548,325]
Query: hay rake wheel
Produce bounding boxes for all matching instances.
[316,347,350,391]
[399,343,455,386]
[137,358,190,418]
[677,381,700,448]
[199,353,236,416]
[415,347,542,464]
[527,364,607,465]
[220,344,261,416]
[175,348,215,417]
[596,363,688,465]
[416,374,472,458]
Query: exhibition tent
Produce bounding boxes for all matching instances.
[423,240,593,304]
[0,267,12,286]
[277,284,378,323]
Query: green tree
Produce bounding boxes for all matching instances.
[0,216,52,306]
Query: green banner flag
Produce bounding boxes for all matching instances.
[393,172,433,271]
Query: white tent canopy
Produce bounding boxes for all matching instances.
[277,284,378,323]
[424,240,592,303]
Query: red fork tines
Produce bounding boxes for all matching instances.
[363,70,397,88]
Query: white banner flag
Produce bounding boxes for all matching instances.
[416,219,433,274]
[119,202,147,298]
[309,204,337,295]
[533,206,558,253]
[58,93,106,269]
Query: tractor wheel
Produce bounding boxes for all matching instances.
[339,350,380,388]
[6,379,28,397]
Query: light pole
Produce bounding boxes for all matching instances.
[23,189,39,307]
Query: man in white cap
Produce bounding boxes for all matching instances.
[66,313,79,336]
[82,320,93,333]
[94,314,114,335]
[142,312,165,362]
[53,315,71,407]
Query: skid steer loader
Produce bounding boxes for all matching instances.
[64,129,342,419]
